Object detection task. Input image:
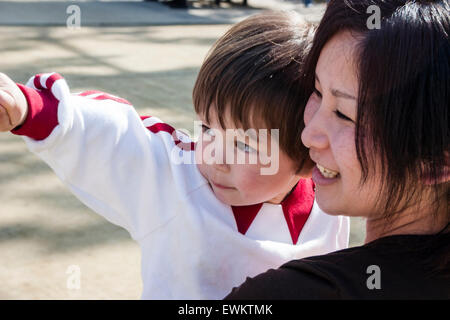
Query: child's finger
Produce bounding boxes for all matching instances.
[0,89,20,128]
[0,89,14,110]
[0,104,13,132]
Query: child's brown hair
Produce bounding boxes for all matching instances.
[193,10,315,173]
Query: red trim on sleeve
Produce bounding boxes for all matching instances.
[33,75,43,90]
[77,90,102,97]
[32,73,64,91]
[46,73,64,90]
[10,84,59,141]
[93,94,132,106]
[143,119,195,152]
[76,90,132,106]
[147,122,175,136]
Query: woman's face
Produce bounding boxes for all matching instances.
[301,31,383,218]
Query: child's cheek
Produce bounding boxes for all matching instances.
[195,143,205,164]
[195,143,210,180]
[195,137,213,165]
[234,165,270,196]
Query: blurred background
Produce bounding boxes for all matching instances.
[0,0,365,299]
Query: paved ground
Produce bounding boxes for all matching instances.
[0,0,327,26]
[0,0,365,300]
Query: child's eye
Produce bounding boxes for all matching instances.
[334,110,353,122]
[202,125,215,137]
[235,141,256,154]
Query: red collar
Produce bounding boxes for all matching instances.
[231,179,315,245]
[138,120,315,244]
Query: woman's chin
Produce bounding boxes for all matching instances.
[314,193,344,216]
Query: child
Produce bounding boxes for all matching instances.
[0,11,349,299]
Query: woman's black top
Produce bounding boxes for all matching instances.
[225,229,450,299]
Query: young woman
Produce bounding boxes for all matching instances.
[225,0,449,299]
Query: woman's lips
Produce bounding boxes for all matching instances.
[316,163,339,178]
[312,165,340,186]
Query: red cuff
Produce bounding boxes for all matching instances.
[11,84,59,141]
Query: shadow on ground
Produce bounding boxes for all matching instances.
[0,23,364,299]
[0,24,365,248]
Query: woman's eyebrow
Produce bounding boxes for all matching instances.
[331,89,356,100]
[315,73,356,100]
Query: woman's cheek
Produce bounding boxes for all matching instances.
[333,126,360,187]
[339,127,358,166]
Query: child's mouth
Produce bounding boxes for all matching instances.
[211,181,235,190]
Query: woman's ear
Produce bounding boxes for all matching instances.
[422,152,450,185]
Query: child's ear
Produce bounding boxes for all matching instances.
[422,152,450,185]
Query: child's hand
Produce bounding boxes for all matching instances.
[0,73,28,132]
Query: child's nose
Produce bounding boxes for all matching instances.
[211,147,230,173]
[202,138,231,172]
[212,162,230,173]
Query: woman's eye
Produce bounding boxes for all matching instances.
[235,141,256,154]
[334,110,353,122]
[313,87,322,98]
[202,125,215,137]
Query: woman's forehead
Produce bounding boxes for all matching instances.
[316,31,360,97]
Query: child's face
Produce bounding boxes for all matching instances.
[195,108,307,206]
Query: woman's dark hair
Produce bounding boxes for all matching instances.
[304,0,449,221]
[193,10,316,173]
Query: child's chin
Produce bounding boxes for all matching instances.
[213,192,236,206]
[213,192,260,207]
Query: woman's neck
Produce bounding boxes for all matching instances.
[365,199,449,243]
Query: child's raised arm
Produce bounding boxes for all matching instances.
[1,72,202,241]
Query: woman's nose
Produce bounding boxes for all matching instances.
[301,96,329,150]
